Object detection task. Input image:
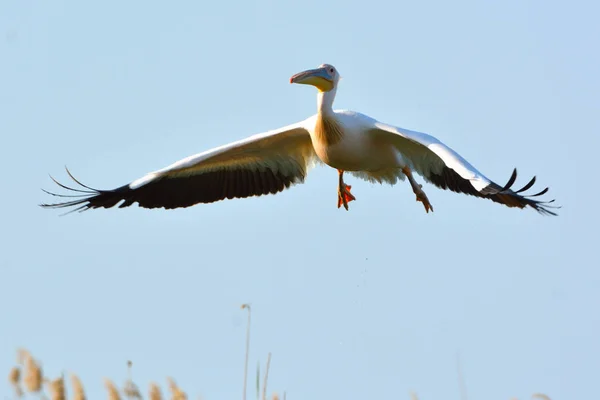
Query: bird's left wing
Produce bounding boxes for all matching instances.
[370,122,558,215]
[41,121,319,212]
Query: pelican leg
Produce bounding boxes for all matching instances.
[402,167,434,213]
[337,169,356,210]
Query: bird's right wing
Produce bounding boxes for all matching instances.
[370,121,559,215]
[41,121,320,212]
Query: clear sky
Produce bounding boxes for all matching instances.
[1,0,598,399]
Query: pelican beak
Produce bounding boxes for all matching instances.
[290,67,334,92]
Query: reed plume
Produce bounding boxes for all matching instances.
[149,382,164,400]
[70,373,87,400]
[8,365,23,397]
[47,375,66,400]
[5,308,552,400]
[167,377,188,400]
[22,350,43,393]
[105,378,122,400]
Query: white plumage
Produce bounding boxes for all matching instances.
[41,64,558,215]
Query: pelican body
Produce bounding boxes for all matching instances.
[41,64,558,215]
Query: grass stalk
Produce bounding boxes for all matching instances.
[261,352,271,400]
[241,304,252,400]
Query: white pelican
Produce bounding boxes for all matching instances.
[41,64,558,215]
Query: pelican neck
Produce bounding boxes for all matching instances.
[317,89,336,115]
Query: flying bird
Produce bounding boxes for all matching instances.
[41,64,558,215]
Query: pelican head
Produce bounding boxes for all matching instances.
[290,64,339,92]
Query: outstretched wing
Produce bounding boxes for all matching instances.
[41,122,319,212]
[371,122,559,215]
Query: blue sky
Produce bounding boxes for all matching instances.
[1,0,598,399]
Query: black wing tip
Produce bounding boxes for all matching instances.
[40,169,121,214]
[531,201,560,216]
[40,164,307,213]
[483,168,560,216]
[499,168,518,192]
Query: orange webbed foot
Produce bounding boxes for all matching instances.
[415,184,434,213]
[337,184,356,211]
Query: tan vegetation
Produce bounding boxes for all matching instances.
[22,349,43,393]
[5,306,552,399]
[6,347,282,400]
[148,382,163,400]
[70,374,86,400]
[47,375,66,400]
[104,378,122,400]
[8,366,22,397]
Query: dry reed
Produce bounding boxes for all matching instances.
[6,319,552,400]
[47,375,66,400]
[8,366,20,384]
[123,380,142,399]
[70,373,87,400]
[123,360,142,399]
[105,378,122,400]
[241,303,251,400]
[22,350,43,393]
[167,377,188,400]
[8,365,23,397]
[149,382,163,400]
[261,353,272,400]
[16,349,28,365]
